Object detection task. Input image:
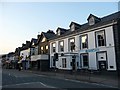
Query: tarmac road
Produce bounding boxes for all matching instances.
[2,69,118,89]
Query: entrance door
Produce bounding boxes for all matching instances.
[97,52,107,71]
[72,59,75,70]
[98,61,106,70]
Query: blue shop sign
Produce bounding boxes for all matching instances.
[80,48,99,53]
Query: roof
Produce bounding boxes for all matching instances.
[42,32,56,39]
[56,27,68,32]
[69,22,81,27]
[37,31,56,43]
[32,38,37,43]
[50,11,120,41]
[31,38,38,44]
[87,14,101,20]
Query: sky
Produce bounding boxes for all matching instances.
[0,1,119,54]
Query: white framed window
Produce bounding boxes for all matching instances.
[45,45,48,53]
[81,53,89,68]
[69,38,75,52]
[95,30,106,47]
[52,43,56,53]
[80,35,88,49]
[46,45,48,50]
[41,46,44,54]
[62,58,66,68]
[59,41,64,52]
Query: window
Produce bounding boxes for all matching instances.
[41,46,44,54]
[52,43,56,53]
[80,35,88,49]
[57,30,61,35]
[59,41,64,52]
[51,56,55,67]
[69,38,75,52]
[71,24,75,31]
[62,58,66,68]
[96,31,106,47]
[41,37,46,42]
[45,45,48,53]
[89,17,95,25]
[81,54,89,68]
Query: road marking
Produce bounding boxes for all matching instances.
[3,81,56,88]
[39,82,56,88]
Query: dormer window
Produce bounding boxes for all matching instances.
[56,27,67,35]
[87,14,101,26]
[57,29,61,35]
[88,17,95,25]
[69,22,81,31]
[71,24,75,31]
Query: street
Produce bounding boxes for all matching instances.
[2,69,118,89]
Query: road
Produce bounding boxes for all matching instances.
[2,69,118,89]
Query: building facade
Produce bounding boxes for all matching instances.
[49,11,120,72]
[20,41,31,70]
[30,30,56,71]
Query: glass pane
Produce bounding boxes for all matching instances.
[82,55,88,67]
[82,35,87,43]
[60,41,63,46]
[46,45,48,49]
[53,43,55,47]
[41,47,43,50]
[70,39,74,42]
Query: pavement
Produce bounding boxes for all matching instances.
[20,69,119,88]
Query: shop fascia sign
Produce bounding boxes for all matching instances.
[80,48,99,53]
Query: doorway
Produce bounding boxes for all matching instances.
[72,58,75,70]
[97,52,107,71]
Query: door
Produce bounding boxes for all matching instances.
[72,59,75,70]
[98,61,106,70]
[97,52,107,71]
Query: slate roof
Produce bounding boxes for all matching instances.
[32,38,38,43]
[69,22,81,27]
[50,11,120,41]
[56,27,68,32]
[42,32,56,40]
[87,14,101,20]
[31,38,38,44]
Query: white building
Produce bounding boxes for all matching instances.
[49,11,120,72]
[20,41,31,70]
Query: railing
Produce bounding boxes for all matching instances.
[31,54,49,61]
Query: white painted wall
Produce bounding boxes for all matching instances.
[75,35,80,51]
[88,52,97,70]
[105,26,115,47]
[56,56,72,70]
[31,54,49,61]
[64,39,68,53]
[20,48,30,60]
[50,25,116,71]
